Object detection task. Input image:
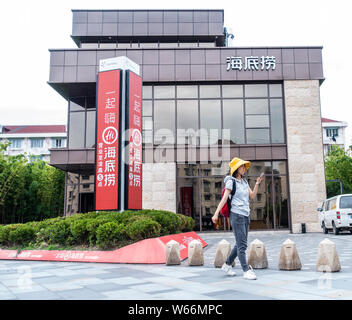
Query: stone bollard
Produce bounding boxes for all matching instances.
[165,240,181,266]
[247,239,268,269]
[214,239,232,268]
[188,240,204,266]
[316,238,341,272]
[278,239,302,270]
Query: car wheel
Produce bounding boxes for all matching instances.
[350,229,352,234]
[332,222,339,235]
[322,222,328,234]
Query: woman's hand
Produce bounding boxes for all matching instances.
[212,213,219,225]
[256,173,264,185]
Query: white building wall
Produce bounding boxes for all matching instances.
[0,133,67,161]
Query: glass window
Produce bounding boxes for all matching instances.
[139,43,159,48]
[179,42,199,48]
[270,99,285,143]
[199,85,220,98]
[177,100,198,145]
[246,115,270,128]
[177,164,198,177]
[272,161,287,175]
[117,43,131,48]
[51,138,65,148]
[246,128,270,144]
[154,86,175,99]
[326,128,338,137]
[30,138,44,148]
[8,139,22,149]
[177,86,198,99]
[222,100,245,144]
[245,84,268,97]
[222,85,243,98]
[177,100,198,129]
[177,177,200,223]
[86,111,96,148]
[142,129,153,144]
[340,196,352,209]
[99,43,117,49]
[246,99,269,114]
[69,112,85,148]
[269,84,282,97]
[81,43,99,49]
[143,117,153,130]
[142,86,152,99]
[159,43,179,48]
[142,100,152,116]
[247,161,272,175]
[154,100,175,145]
[274,175,289,228]
[199,100,221,145]
[329,199,337,210]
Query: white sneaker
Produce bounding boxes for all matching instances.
[221,263,236,276]
[243,266,257,280]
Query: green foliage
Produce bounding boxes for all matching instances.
[0,209,195,249]
[325,146,352,198]
[0,141,65,224]
[96,222,125,249]
[42,220,72,246]
[0,224,22,245]
[178,214,195,232]
[138,210,183,235]
[126,217,161,241]
[8,224,36,246]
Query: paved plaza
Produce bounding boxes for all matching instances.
[0,231,352,300]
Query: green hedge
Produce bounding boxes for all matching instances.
[0,210,194,249]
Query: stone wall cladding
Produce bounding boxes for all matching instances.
[142,162,176,212]
[284,80,326,233]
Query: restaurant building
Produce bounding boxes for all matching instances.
[48,9,326,233]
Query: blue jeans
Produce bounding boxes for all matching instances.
[226,212,250,272]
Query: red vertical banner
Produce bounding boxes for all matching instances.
[127,71,143,209]
[95,69,121,210]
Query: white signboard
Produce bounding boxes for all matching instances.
[99,56,140,75]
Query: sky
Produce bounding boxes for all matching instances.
[0,0,351,147]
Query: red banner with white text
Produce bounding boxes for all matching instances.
[95,69,121,210]
[127,71,143,209]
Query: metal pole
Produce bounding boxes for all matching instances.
[120,70,126,212]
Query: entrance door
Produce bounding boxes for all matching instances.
[80,193,94,213]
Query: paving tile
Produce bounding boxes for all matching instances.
[152,290,214,300]
[32,276,69,285]
[108,276,148,285]
[66,277,106,286]
[132,283,173,293]
[41,282,84,292]
[8,283,48,295]
[15,290,63,300]
[56,288,106,300]
[84,282,129,292]
[0,291,17,300]
[102,288,153,300]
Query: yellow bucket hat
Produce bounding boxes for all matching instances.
[229,157,250,176]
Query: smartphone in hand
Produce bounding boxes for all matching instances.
[260,172,264,178]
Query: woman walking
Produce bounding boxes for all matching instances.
[212,157,263,280]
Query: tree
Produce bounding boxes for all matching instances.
[0,141,65,224]
[325,145,352,198]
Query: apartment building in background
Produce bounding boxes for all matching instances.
[321,118,348,155]
[0,125,67,162]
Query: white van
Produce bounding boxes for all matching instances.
[318,194,352,235]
